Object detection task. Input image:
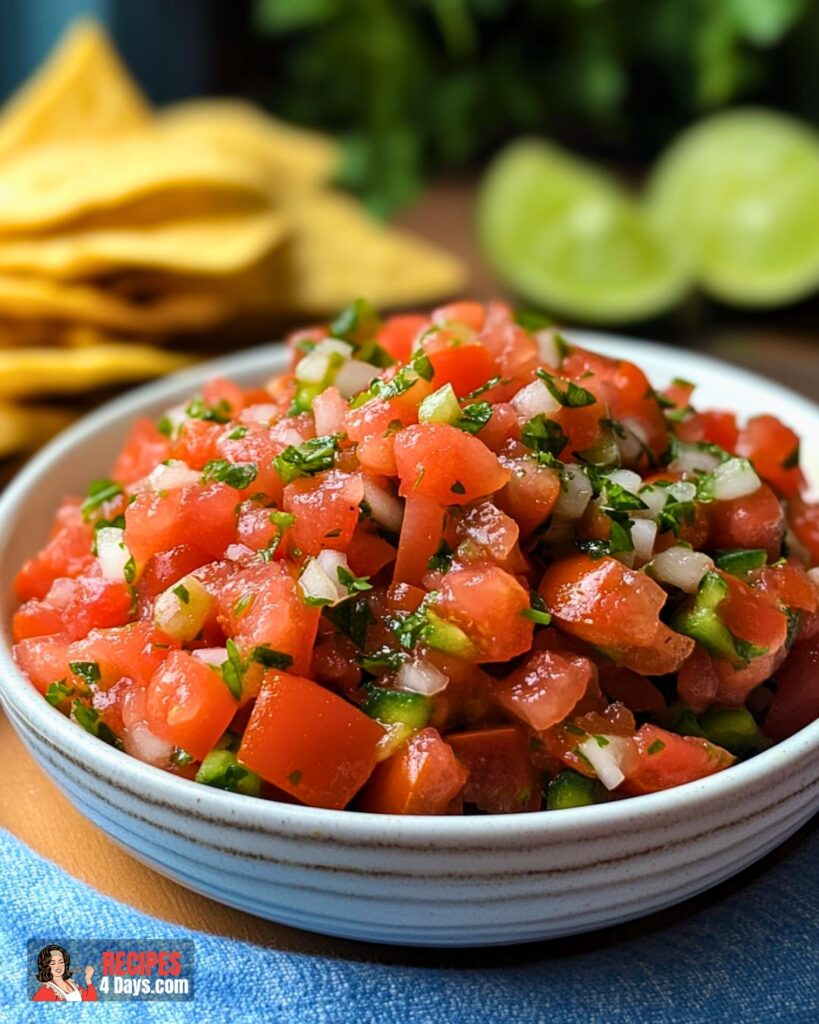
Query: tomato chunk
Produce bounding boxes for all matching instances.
[357,728,467,814]
[394,423,510,506]
[735,415,805,498]
[448,726,541,813]
[620,724,734,795]
[493,649,594,731]
[239,671,384,809]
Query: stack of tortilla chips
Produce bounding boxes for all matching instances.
[0,20,465,461]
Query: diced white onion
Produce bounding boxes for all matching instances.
[299,552,351,608]
[535,329,562,367]
[668,481,697,503]
[224,543,257,562]
[578,736,626,791]
[240,403,278,424]
[807,566,819,590]
[159,403,188,438]
[634,485,669,519]
[312,386,347,436]
[270,425,307,448]
[295,350,332,384]
[316,338,355,360]
[669,443,721,476]
[630,518,657,562]
[607,469,642,494]
[153,574,214,642]
[617,417,651,464]
[137,459,200,492]
[192,647,228,666]
[711,458,761,501]
[95,526,132,582]
[334,359,377,399]
[363,477,404,533]
[650,546,714,593]
[511,380,561,420]
[396,658,449,696]
[124,721,173,767]
[554,464,593,519]
[785,528,811,565]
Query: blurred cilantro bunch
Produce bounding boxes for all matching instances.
[253,0,817,215]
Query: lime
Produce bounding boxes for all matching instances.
[477,139,689,324]
[646,108,819,306]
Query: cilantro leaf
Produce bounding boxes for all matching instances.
[81,479,123,522]
[522,414,568,458]
[536,369,596,408]
[273,435,340,483]
[202,459,259,490]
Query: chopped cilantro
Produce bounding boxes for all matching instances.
[250,645,293,670]
[456,401,493,435]
[427,538,454,573]
[451,480,466,495]
[648,739,666,756]
[186,397,232,423]
[337,565,373,594]
[69,661,101,688]
[201,459,258,490]
[45,680,74,706]
[356,647,408,673]
[536,369,596,408]
[157,415,173,437]
[71,701,122,749]
[514,309,553,331]
[172,583,190,605]
[233,592,254,618]
[522,414,568,458]
[81,479,123,522]
[465,375,502,399]
[288,769,303,785]
[330,297,382,344]
[219,639,246,700]
[326,595,375,648]
[227,426,248,440]
[273,435,340,483]
[521,591,552,626]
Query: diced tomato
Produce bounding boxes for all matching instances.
[377,313,428,363]
[752,561,817,615]
[393,494,445,587]
[125,484,238,565]
[238,671,384,809]
[496,445,561,537]
[394,423,509,505]
[432,301,486,332]
[719,570,789,658]
[111,419,170,485]
[171,419,223,469]
[597,665,666,714]
[478,301,540,383]
[433,563,533,662]
[735,415,805,498]
[677,644,719,712]
[14,635,72,695]
[137,543,211,609]
[427,343,496,398]
[448,725,540,813]
[146,650,237,761]
[13,576,133,642]
[14,502,94,601]
[202,376,246,415]
[345,524,396,578]
[620,724,734,795]
[67,622,173,690]
[706,484,784,562]
[556,399,607,459]
[765,633,819,741]
[357,728,467,814]
[675,410,738,453]
[216,422,291,501]
[788,497,819,564]
[283,470,363,556]
[492,649,593,731]
[214,561,320,677]
[478,403,520,452]
[454,501,521,566]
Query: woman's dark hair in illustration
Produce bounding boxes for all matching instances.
[36,945,72,982]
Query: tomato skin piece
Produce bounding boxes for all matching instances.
[788,497,819,564]
[377,313,428,363]
[283,470,363,556]
[238,671,384,809]
[765,634,819,741]
[146,650,237,762]
[393,494,445,587]
[492,649,594,731]
[394,423,510,506]
[357,727,467,814]
[620,724,734,795]
[111,418,171,485]
[14,502,94,601]
[706,484,784,563]
[447,725,541,813]
[735,414,805,499]
[434,563,533,663]
[539,554,667,648]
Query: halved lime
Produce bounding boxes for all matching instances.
[646,108,819,306]
[477,139,689,324]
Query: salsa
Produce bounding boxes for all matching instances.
[12,299,819,813]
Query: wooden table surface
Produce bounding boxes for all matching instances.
[2,181,817,963]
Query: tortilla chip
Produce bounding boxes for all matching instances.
[0,275,229,334]
[0,401,74,457]
[0,20,150,159]
[0,131,271,235]
[221,191,468,314]
[0,210,287,279]
[0,342,194,398]
[160,99,339,195]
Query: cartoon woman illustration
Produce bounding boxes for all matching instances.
[32,945,98,1002]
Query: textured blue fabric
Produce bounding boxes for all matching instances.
[1,822,817,1024]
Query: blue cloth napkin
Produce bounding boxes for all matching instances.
[2,821,817,1024]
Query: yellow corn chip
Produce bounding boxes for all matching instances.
[160,99,339,195]
[0,343,194,398]
[0,275,228,334]
[0,210,287,279]
[223,191,468,314]
[0,131,271,235]
[0,20,150,159]
[0,401,74,457]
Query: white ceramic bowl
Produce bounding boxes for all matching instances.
[1,332,817,947]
